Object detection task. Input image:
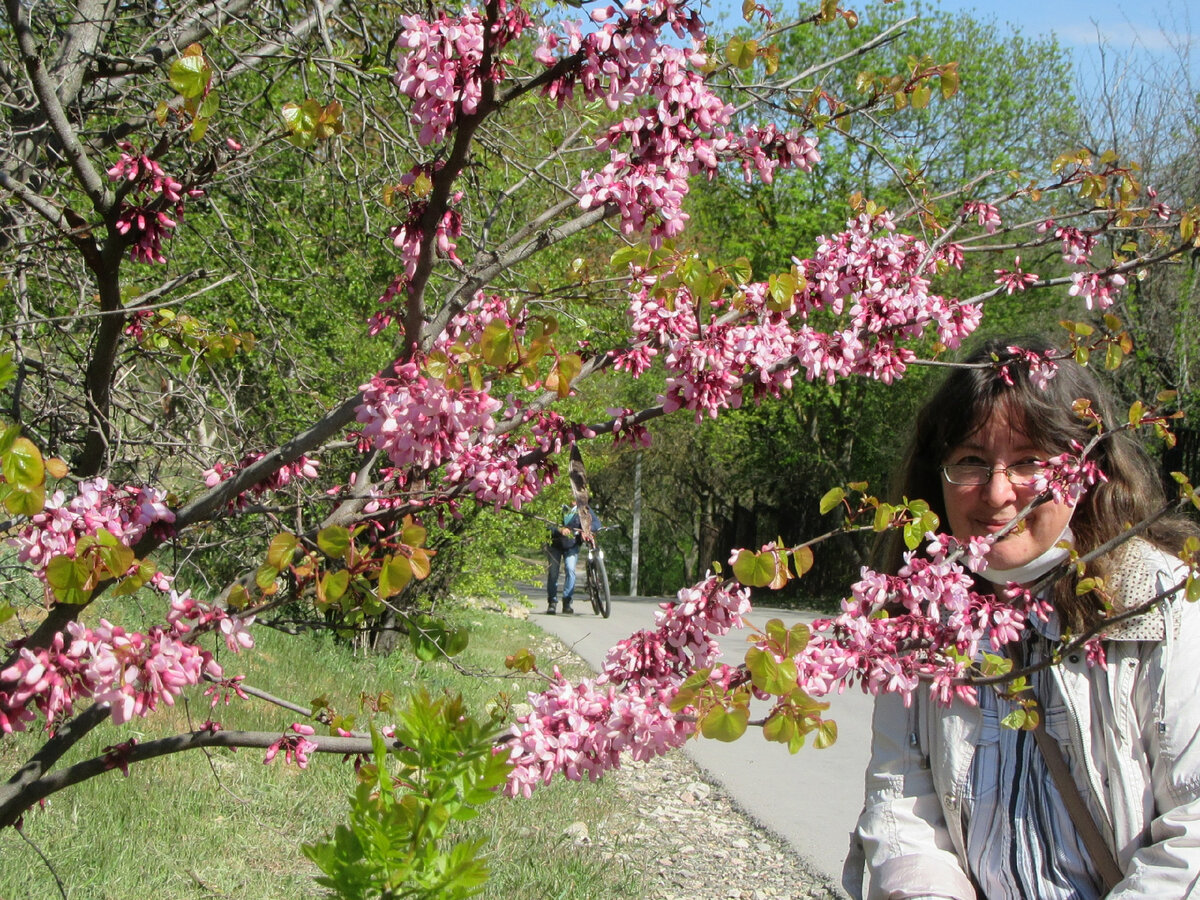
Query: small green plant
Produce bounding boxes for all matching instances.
[303,689,512,899]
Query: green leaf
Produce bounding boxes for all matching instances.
[610,245,640,269]
[0,422,19,455]
[320,569,349,604]
[1186,575,1200,603]
[902,521,924,550]
[94,529,135,578]
[282,99,322,148]
[786,622,811,655]
[939,64,960,98]
[792,545,814,578]
[0,352,14,390]
[409,615,445,662]
[762,712,798,749]
[1001,708,1037,730]
[318,525,351,559]
[169,46,211,99]
[407,548,433,581]
[819,487,845,515]
[3,436,44,490]
[873,503,893,532]
[266,532,298,569]
[255,564,279,591]
[505,648,536,673]
[766,618,789,646]
[46,555,93,604]
[700,703,749,741]
[401,519,427,548]
[813,719,839,749]
[443,627,470,657]
[1128,400,1145,427]
[4,480,44,515]
[113,559,157,597]
[731,548,775,588]
[480,320,514,367]
[548,353,582,398]
[378,555,413,598]
[745,647,799,694]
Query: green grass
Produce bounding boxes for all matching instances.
[0,601,650,899]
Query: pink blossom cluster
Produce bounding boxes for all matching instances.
[1068,270,1126,311]
[0,590,251,733]
[1044,223,1098,265]
[1031,449,1107,504]
[124,308,154,339]
[789,213,978,384]
[356,360,501,471]
[537,2,707,111]
[796,540,1050,707]
[531,0,816,243]
[730,125,821,185]
[963,200,1002,234]
[607,407,652,448]
[10,477,175,576]
[504,575,748,797]
[369,275,407,335]
[393,2,530,146]
[614,213,980,419]
[264,722,318,769]
[388,165,464,291]
[602,576,751,684]
[107,142,204,263]
[997,346,1059,389]
[433,292,525,353]
[202,453,321,508]
[574,50,818,242]
[503,669,691,797]
[993,256,1039,295]
[442,437,551,509]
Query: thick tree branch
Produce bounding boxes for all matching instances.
[2,0,112,212]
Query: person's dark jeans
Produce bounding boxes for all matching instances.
[546,543,580,607]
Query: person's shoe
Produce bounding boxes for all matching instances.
[562,603,574,615]
[545,605,557,615]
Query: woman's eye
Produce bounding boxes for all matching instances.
[951,456,986,466]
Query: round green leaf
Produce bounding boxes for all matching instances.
[3,436,44,490]
[700,703,749,742]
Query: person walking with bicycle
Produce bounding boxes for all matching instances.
[545,502,600,615]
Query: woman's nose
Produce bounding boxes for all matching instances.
[981,468,1017,506]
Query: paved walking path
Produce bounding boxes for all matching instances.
[530,589,874,894]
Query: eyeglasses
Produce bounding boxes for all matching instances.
[940,462,1043,486]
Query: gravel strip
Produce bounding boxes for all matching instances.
[589,751,845,900]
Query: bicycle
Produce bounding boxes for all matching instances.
[581,536,611,618]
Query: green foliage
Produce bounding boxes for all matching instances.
[304,691,512,900]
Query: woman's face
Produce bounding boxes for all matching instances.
[941,408,1075,574]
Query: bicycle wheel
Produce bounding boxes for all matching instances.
[590,549,611,618]
[586,555,602,616]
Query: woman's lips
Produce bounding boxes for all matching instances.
[977,519,1012,534]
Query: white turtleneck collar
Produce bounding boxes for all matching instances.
[977,526,1073,587]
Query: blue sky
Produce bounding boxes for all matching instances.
[927,0,1193,55]
[706,0,1196,82]
[927,0,1196,80]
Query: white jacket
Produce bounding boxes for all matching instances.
[845,540,1200,899]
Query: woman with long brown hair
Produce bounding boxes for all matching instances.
[849,337,1200,899]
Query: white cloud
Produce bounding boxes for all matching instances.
[1053,22,1188,51]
